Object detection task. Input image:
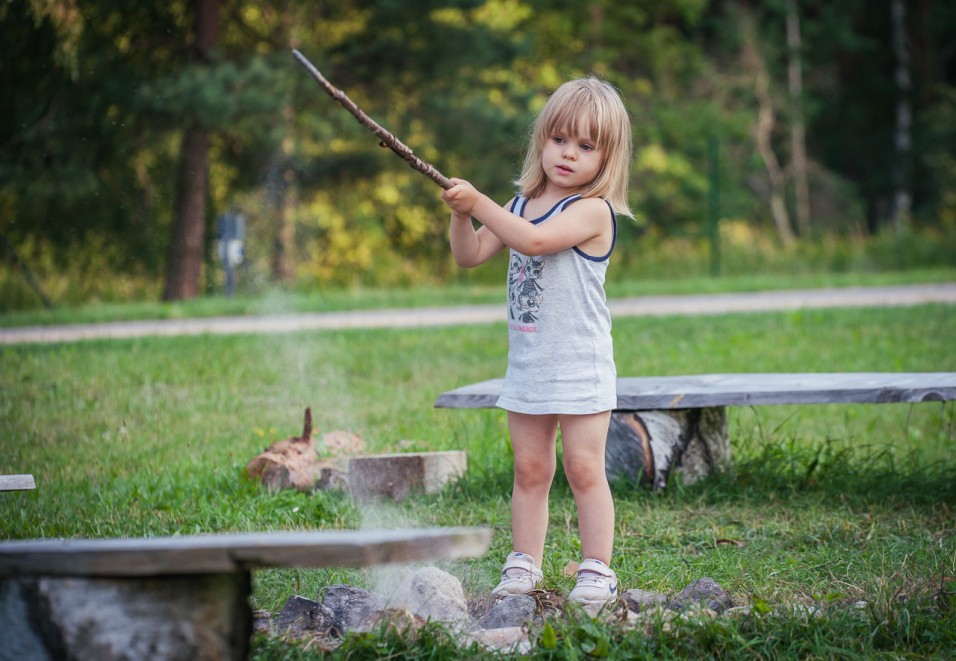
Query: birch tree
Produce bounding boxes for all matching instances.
[786,0,811,235]
[890,0,912,230]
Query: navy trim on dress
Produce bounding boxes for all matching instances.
[512,194,616,262]
[572,200,616,262]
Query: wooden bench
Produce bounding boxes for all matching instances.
[436,373,956,489]
[0,474,35,491]
[0,527,490,660]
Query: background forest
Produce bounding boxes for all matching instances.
[2,0,955,310]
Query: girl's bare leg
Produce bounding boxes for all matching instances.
[559,411,614,564]
[508,411,559,564]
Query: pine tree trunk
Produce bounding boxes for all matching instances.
[164,128,210,300]
[162,0,220,301]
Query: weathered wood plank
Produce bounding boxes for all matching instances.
[435,373,956,411]
[0,527,492,578]
[0,474,36,491]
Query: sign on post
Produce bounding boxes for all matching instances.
[215,212,245,296]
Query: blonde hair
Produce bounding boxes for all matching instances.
[515,76,633,219]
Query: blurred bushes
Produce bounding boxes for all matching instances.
[4,222,953,313]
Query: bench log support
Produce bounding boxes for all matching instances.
[607,407,730,490]
[3,574,251,660]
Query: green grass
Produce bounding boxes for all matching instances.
[2,304,955,658]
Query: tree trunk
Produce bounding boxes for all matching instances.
[786,0,811,236]
[891,0,912,230]
[162,0,220,301]
[269,107,297,284]
[163,128,210,300]
[754,70,795,245]
[740,9,795,245]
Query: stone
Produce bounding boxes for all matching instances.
[392,566,471,627]
[348,451,467,502]
[319,584,386,634]
[274,595,336,638]
[465,626,532,654]
[623,588,669,612]
[476,594,536,630]
[668,577,734,614]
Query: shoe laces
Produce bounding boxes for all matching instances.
[575,569,614,592]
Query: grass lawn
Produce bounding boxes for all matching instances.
[2,304,954,658]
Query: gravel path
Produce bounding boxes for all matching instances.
[1,283,954,345]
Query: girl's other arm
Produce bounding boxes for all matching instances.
[449,210,505,268]
[443,179,609,257]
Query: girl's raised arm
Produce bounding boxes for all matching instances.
[443,179,610,257]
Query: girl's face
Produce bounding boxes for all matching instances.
[540,124,604,194]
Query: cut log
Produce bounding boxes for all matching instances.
[605,408,729,490]
[245,408,355,492]
[348,451,467,502]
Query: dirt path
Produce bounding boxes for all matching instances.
[1,283,954,345]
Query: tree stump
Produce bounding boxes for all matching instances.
[605,407,730,490]
[245,408,355,492]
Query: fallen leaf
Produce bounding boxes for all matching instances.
[716,538,745,547]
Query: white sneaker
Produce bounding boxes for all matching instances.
[569,558,618,606]
[491,551,543,596]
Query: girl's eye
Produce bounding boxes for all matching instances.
[552,136,565,144]
[581,143,594,151]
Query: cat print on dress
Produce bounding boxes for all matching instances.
[508,253,544,330]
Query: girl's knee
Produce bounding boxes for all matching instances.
[563,453,606,491]
[514,455,555,489]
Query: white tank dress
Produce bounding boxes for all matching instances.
[496,194,618,415]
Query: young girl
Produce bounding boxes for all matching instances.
[442,76,633,606]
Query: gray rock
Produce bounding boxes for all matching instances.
[668,577,733,613]
[319,584,386,634]
[394,566,471,627]
[275,595,335,638]
[623,588,669,612]
[476,594,536,629]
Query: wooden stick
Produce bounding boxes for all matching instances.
[292,50,453,190]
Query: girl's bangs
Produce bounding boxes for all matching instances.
[542,93,604,146]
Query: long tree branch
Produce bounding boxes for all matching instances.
[292,50,453,190]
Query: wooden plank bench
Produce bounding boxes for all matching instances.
[0,474,36,491]
[435,373,956,489]
[0,527,491,660]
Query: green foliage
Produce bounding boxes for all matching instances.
[3,219,955,313]
[3,0,955,307]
